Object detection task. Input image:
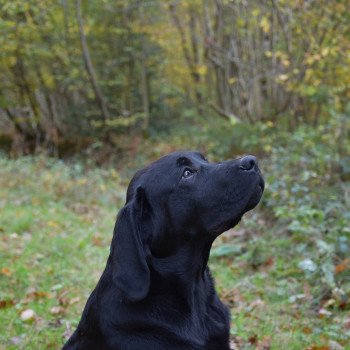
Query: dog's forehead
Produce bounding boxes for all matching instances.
[153,151,208,173]
[127,151,206,199]
[149,151,205,173]
[157,151,206,164]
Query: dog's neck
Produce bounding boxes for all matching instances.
[150,237,214,307]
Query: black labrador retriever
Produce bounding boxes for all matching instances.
[63,151,264,350]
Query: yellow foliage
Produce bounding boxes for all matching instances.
[196,65,207,76]
[228,77,237,85]
[277,74,289,82]
[263,144,272,152]
[282,59,290,67]
[252,8,260,17]
[321,47,330,57]
[260,16,270,33]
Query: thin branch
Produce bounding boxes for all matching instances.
[76,0,110,122]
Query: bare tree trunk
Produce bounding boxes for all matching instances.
[62,0,70,47]
[76,0,110,122]
[139,5,150,129]
[140,48,150,129]
[168,2,203,109]
[203,0,214,103]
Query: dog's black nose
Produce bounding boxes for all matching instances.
[239,155,257,171]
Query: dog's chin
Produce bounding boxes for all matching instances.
[244,175,264,210]
[244,185,264,211]
[212,216,242,237]
[213,183,264,236]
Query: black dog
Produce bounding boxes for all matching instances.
[63,151,264,350]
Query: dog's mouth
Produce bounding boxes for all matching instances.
[214,181,264,235]
[242,175,264,213]
[258,176,265,192]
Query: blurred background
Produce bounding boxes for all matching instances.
[0,0,349,349]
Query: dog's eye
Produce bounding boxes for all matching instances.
[182,169,194,178]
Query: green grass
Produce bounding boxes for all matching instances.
[0,156,349,349]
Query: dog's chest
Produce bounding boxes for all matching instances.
[110,293,230,349]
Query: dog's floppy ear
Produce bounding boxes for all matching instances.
[111,186,151,302]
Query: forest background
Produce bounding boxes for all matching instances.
[0,1,349,349]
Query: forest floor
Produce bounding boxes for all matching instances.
[0,156,349,350]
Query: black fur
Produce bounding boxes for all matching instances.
[63,151,264,350]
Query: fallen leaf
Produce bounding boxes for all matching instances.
[1,267,12,276]
[263,257,274,267]
[230,336,245,350]
[221,288,245,306]
[323,299,336,308]
[69,297,80,305]
[249,298,265,309]
[335,259,350,274]
[20,309,36,322]
[248,334,258,345]
[24,290,51,303]
[58,290,70,306]
[257,335,271,350]
[0,299,15,309]
[318,308,332,318]
[92,234,103,247]
[50,306,64,315]
[49,319,63,327]
[302,326,313,334]
[33,290,51,299]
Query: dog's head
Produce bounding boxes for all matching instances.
[111,151,264,301]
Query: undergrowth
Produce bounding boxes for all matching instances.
[0,118,349,349]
